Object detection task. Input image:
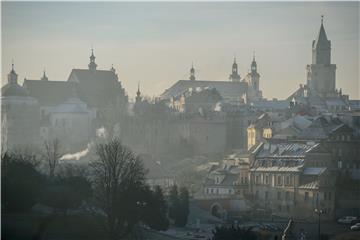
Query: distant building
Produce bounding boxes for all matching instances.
[288,17,351,113]
[203,154,250,199]
[1,64,40,151]
[249,140,336,220]
[21,50,128,150]
[161,56,263,108]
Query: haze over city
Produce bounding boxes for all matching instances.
[2,1,359,100]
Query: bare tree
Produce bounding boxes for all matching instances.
[91,138,147,240]
[43,138,61,178]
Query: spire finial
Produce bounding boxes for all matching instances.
[321,15,324,24]
[234,54,236,63]
[253,51,256,61]
[190,62,196,81]
[11,59,14,70]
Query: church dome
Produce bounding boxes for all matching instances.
[1,83,29,97]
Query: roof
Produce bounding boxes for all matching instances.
[161,80,248,104]
[257,142,318,158]
[23,79,72,106]
[2,83,30,97]
[314,22,329,48]
[250,99,290,110]
[68,69,126,108]
[299,180,320,190]
[303,167,326,176]
[250,166,302,173]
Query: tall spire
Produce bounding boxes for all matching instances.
[135,82,142,103]
[251,51,257,73]
[314,15,329,48]
[189,62,196,81]
[229,56,240,82]
[88,48,97,70]
[312,15,331,65]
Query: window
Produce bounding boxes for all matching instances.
[278,205,282,212]
[286,205,290,212]
[277,175,282,186]
[285,175,290,186]
[277,191,281,200]
[265,175,269,185]
[255,175,260,184]
[265,191,269,200]
[328,192,332,201]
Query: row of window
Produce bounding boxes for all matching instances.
[254,174,294,186]
[205,188,234,195]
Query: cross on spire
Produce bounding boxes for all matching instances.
[321,15,324,24]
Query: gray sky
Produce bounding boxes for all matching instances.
[2,2,359,100]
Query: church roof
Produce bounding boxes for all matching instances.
[68,69,119,84]
[161,80,248,104]
[314,21,330,48]
[23,79,72,106]
[1,83,29,97]
[68,69,126,108]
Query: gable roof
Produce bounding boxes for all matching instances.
[23,79,72,106]
[68,69,119,84]
[161,80,248,104]
[68,69,126,108]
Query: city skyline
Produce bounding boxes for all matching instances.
[2,2,359,100]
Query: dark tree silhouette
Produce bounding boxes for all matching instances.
[2,152,44,213]
[168,185,180,223]
[43,138,61,178]
[142,185,169,231]
[40,175,92,215]
[91,138,148,240]
[177,186,190,227]
[168,185,190,227]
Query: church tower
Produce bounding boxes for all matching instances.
[306,16,336,97]
[8,62,18,85]
[245,53,260,91]
[244,52,262,101]
[88,49,98,71]
[189,63,196,81]
[229,57,241,82]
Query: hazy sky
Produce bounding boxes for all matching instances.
[2,2,359,100]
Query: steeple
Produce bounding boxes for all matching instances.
[251,51,257,73]
[88,48,98,71]
[189,63,196,81]
[312,15,331,65]
[8,60,18,85]
[307,16,336,97]
[41,70,48,81]
[229,56,241,82]
[135,82,142,103]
